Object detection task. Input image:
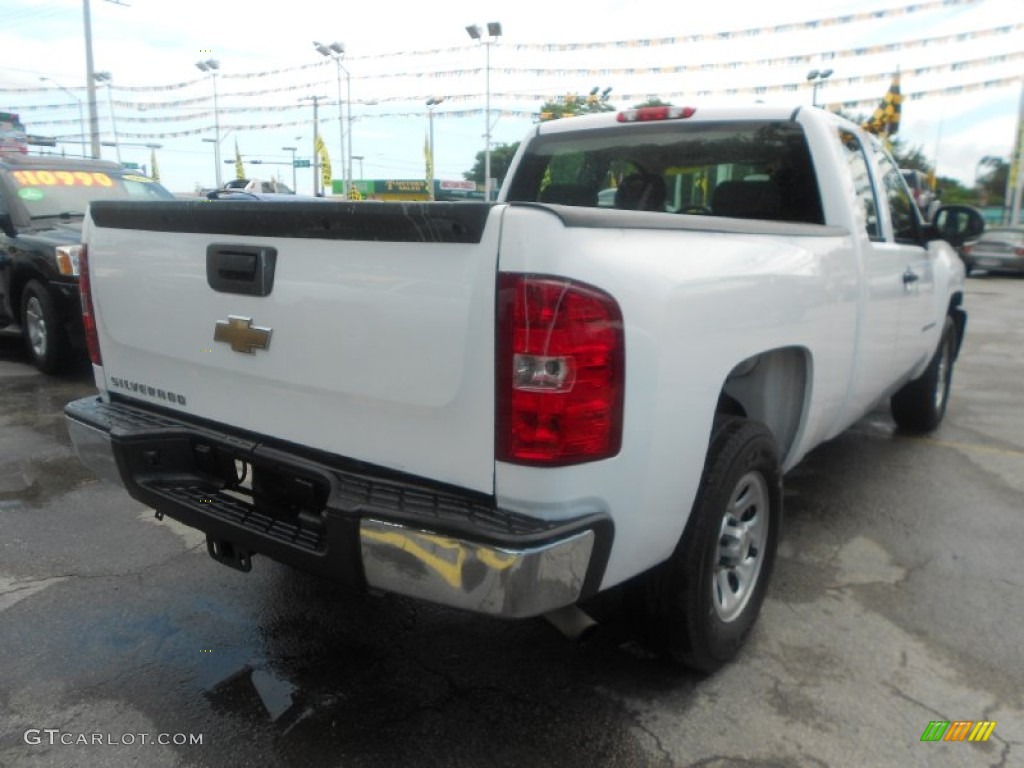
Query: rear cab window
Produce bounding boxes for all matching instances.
[505,119,824,224]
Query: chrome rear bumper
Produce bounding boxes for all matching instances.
[360,520,594,617]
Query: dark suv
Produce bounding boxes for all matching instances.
[0,154,174,372]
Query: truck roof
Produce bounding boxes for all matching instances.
[535,104,813,136]
[0,154,124,171]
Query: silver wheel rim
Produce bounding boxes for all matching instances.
[713,470,770,623]
[934,334,952,413]
[25,296,47,358]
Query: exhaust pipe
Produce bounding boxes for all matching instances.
[544,604,598,643]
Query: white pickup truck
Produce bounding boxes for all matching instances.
[65,105,983,672]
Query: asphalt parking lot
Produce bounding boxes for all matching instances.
[1,275,1022,768]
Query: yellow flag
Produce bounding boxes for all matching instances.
[862,74,902,138]
[234,139,245,180]
[315,134,331,193]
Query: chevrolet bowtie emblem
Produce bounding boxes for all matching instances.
[214,315,272,354]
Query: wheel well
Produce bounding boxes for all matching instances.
[716,347,810,467]
[10,267,41,318]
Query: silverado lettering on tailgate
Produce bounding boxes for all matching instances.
[109,376,188,406]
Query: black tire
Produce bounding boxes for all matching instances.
[639,417,782,673]
[890,315,956,433]
[20,280,67,374]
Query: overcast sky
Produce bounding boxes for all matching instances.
[1,0,1022,193]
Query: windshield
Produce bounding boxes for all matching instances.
[6,168,174,218]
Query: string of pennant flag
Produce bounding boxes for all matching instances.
[1,0,1005,96]
[21,47,1022,133]
[16,47,1024,126]
[32,75,1011,141]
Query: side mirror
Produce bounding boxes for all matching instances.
[0,212,16,238]
[930,205,985,248]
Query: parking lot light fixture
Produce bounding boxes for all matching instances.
[92,71,121,164]
[807,68,833,107]
[314,41,351,200]
[282,146,299,191]
[466,21,502,200]
[196,59,222,187]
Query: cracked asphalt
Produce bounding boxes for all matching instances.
[1,275,1022,768]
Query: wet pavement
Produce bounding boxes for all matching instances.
[1,276,1022,768]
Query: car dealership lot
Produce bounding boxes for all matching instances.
[1,277,1022,768]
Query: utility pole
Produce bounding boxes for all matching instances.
[82,0,101,158]
[426,97,444,201]
[1007,77,1024,225]
[301,96,327,196]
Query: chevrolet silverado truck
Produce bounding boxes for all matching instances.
[0,153,174,372]
[65,105,983,672]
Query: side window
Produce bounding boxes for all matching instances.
[836,130,880,240]
[872,146,918,243]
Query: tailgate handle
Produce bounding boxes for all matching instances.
[207,244,277,297]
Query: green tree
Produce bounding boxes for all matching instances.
[975,155,1008,207]
[463,141,520,187]
[890,141,932,173]
[935,176,973,205]
[538,87,614,121]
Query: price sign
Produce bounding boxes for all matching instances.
[10,170,114,187]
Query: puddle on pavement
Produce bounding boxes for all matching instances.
[0,455,98,507]
[0,375,96,443]
[206,663,300,723]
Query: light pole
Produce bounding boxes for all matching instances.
[40,77,87,157]
[426,97,444,200]
[300,95,327,196]
[92,71,121,164]
[196,59,222,188]
[82,0,101,158]
[314,41,351,200]
[466,21,501,201]
[807,68,833,108]
[282,146,298,192]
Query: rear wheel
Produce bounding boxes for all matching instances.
[21,280,67,374]
[638,417,781,673]
[890,315,956,432]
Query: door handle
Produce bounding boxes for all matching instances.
[902,269,919,286]
[207,244,277,296]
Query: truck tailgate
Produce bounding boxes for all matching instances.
[85,200,499,494]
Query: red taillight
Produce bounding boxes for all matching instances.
[78,244,102,365]
[497,274,624,466]
[617,106,696,123]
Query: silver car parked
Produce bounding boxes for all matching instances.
[961,227,1024,275]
